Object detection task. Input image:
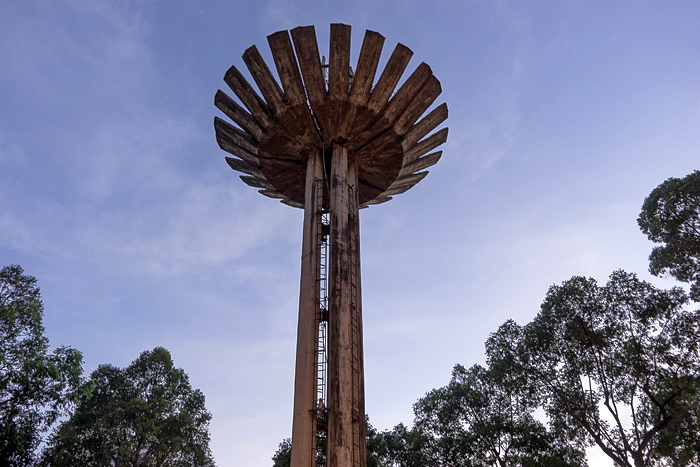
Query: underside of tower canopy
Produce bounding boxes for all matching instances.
[214,24,449,208]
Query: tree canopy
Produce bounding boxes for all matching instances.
[501,271,700,467]
[372,422,435,467]
[272,438,292,467]
[41,346,215,467]
[411,358,586,467]
[0,264,83,466]
[638,170,700,300]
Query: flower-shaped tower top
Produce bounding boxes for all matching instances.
[214,24,448,208]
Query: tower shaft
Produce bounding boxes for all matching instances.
[291,144,366,467]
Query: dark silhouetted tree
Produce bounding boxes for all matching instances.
[505,271,700,467]
[412,359,586,467]
[0,264,83,466]
[41,347,215,467]
[638,170,700,300]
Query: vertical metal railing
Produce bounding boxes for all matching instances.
[313,178,330,467]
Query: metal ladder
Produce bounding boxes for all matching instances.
[313,178,330,467]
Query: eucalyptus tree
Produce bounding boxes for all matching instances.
[41,347,215,467]
[412,360,586,467]
[0,265,83,466]
[373,423,437,467]
[507,271,700,467]
[638,170,700,300]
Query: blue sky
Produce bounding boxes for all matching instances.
[1,1,699,465]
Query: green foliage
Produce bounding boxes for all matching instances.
[412,361,586,467]
[41,347,215,467]
[373,423,435,467]
[366,417,391,467]
[0,265,83,466]
[272,438,291,467]
[510,271,700,467]
[638,170,700,300]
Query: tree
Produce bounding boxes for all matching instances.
[272,438,291,467]
[412,360,586,467]
[509,271,700,467]
[373,423,436,467]
[638,170,700,300]
[0,264,83,466]
[41,347,215,467]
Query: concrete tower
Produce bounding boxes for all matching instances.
[214,24,448,467]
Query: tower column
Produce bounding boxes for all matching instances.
[348,161,367,467]
[328,143,364,467]
[291,150,324,467]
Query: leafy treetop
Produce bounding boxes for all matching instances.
[41,346,215,467]
[0,264,83,466]
[638,170,700,300]
[504,271,700,467]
